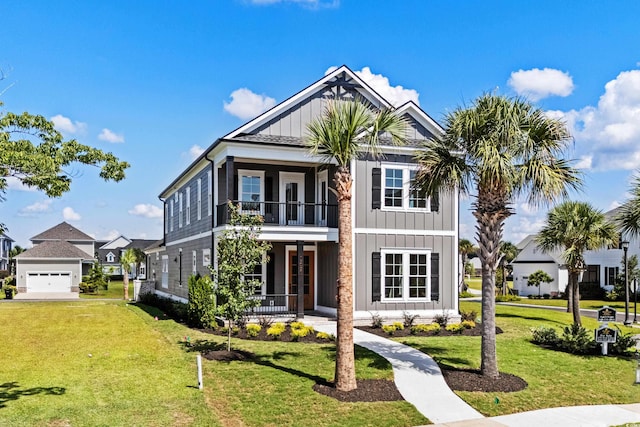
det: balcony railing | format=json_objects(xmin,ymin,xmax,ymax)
[
  {"xmin": 245, "ymin": 294, "xmax": 298, "ymax": 316},
  {"xmin": 216, "ymin": 201, "xmax": 338, "ymax": 227}
]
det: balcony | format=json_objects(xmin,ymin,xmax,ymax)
[{"xmin": 216, "ymin": 201, "xmax": 338, "ymax": 228}]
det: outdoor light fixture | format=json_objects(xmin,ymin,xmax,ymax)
[{"xmin": 623, "ymin": 241, "xmax": 631, "ymax": 326}]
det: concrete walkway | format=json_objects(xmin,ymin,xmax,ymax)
[{"xmin": 311, "ymin": 322, "xmax": 483, "ymax": 424}]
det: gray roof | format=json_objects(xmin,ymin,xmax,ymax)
[
  {"xmin": 125, "ymin": 239, "xmax": 157, "ymax": 251},
  {"xmin": 15, "ymin": 240, "xmax": 92, "ymax": 259},
  {"xmin": 143, "ymin": 239, "xmax": 165, "ymax": 251},
  {"xmin": 31, "ymin": 222, "xmax": 94, "ymax": 242}
]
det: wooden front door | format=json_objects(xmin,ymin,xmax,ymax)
[{"xmin": 288, "ymin": 251, "xmax": 314, "ymax": 310}]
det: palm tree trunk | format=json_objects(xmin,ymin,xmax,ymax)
[
  {"xmin": 334, "ymin": 167, "xmax": 356, "ymax": 392},
  {"xmin": 572, "ymin": 277, "xmax": 581, "ymax": 326},
  {"xmin": 566, "ymin": 272, "xmax": 574, "ymax": 314},
  {"xmin": 123, "ymin": 274, "xmax": 129, "ymax": 300}
]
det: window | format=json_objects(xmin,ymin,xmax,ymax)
[
  {"xmin": 238, "ymin": 170, "xmax": 264, "ymax": 213},
  {"xmin": 207, "ymin": 171, "xmax": 212, "ymax": 216},
  {"xmin": 382, "ymin": 165, "xmax": 428, "ymax": 211},
  {"xmin": 106, "ymin": 252, "xmax": 115, "ymax": 263},
  {"xmin": 381, "ymin": 249, "xmax": 431, "ymax": 301},
  {"xmin": 246, "ymin": 261, "xmax": 266, "ymax": 295},
  {"xmin": 583, "ymin": 265, "xmax": 600, "ymax": 283},
  {"xmin": 186, "ymin": 187, "xmax": 191, "ymax": 225},
  {"xmin": 202, "ymin": 248, "xmax": 211, "ymax": 266},
  {"xmin": 170, "ymin": 199, "xmax": 174, "ymax": 232},
  {"xmin": 178, "ymin": 193, "xmax": 183, "ymax": 228},
  {"xmin": 605, "ymin": 266, "xmax": 619, "ymax": 286},
  {"xmin": 197, "ymin": 178, "xmax": 202, "ymax": 221},
  {"xmin": 192, "ymin": 250, "xmax": 197, "ymax": 274},
  {"xmin": 165, "ymin": 204, "xmax": 169, "ymax": 234}
]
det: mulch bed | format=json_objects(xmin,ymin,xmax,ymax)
[
  {"xmin": 199, "ymin": 322, "xmax": 526, "ymax": 400},
  {"xmin": 357, "ymin": 324, "xmax": 503, "ymax": 338}
]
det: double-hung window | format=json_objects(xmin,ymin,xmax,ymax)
[
  {"xmin": 197, "ymin": 178, "xmax": 202, "ymax": 221},
  {"xmin": 207, "ymin": 171, "xmax": 212, "ymax": 216},
  {"xmin": 382, "ymin": 165, "xmax": 428, "ymax": 211},
  {"xmin": 381, "ymin": 249, "xmax": 430, "ymax": 301},
  {"xmin": 238, "ymin": 170, "xmax": 264, "ymax": 214},
  {"xmin": 178, "ymin": 193, "xmax": 183, "ymax": 228},
  {"xmin": 186, "ymin": 187, "xmax": 191, "ymax": 225},
  {"xmin": 170, "ymin": 198, "xmax": 175, "ymax": 232}
]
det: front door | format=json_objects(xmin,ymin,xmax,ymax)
[
  {"xmin": 288, "ymin": 251, "xmax": 314, "ymax": 310},
  {"xmin": 280, "ymin": 172, "xmax": 305, "ymax": 225}
]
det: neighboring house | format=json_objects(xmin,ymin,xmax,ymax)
[
  {"xmin": 96, "ymin": 236, "xmax": 155, "ymax": 279},
  {"xmin": 0, "ymin": 233, "xmax": 13, "ymax": 271},
  {"xmin": 512, "ymin": 208, "xmax": 633, "ymax": 296},
  {"xmin": 150, "ymin": 66, "xmax": 460, "ymax": 321},
  {"xmin": 14, "ymin": 222, "xmax": 95, "ymax": 294}
]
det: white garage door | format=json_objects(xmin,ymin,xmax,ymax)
[{"xmin": 26, "ymin": 272, "xmax": 72, "ymax": 293}]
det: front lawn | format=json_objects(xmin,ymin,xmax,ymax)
[
  {"xmin": 79, "ymin": 279, "xmax": 131, "ymax": 299},
  {"xmin": 501, "ymin": 297, "xmax": 632, "ymax": 311},
  {"xmin": 0, "ymin": 301, "xmax": 427, "ymax": 427},
  {"xmin": 399, "ymin": 301, "xmax": 639, "ymax": 417}
]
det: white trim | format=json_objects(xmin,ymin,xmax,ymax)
[
  {"xmin": 197, "ymin": 179, "xmax": 202, "ymax": 221},
  {"xmin": 153, "ymin": 288, "xmax": 188, "ymax": 304},
  {"xmin": 212, "ymin": 225, "xmax": 338, "ymax": 242},
  {"xmin": 354, "ymin": 309, "xmax": 459, "ymax": 321},
  {"xmin": 381, "ymin": 163, "xmax": 429, "ymax": 212},
  {"xmin": 316, "ymin": 169, "xmax": 329, "ymax": 226},
  {"xmin": 394, "ymin": 101, "xmax": 445, "ymax": 136},
  {"xmin": 165, "ymin": 231, "xmax": 211, "ymax": 247},
  {"xmin": 186, "ymin": 186, "xmax": 191, "ymax": 225},
  {"xmin": 380, "ymin": 249, "xmax": 432, "ymax": 303},
  {"xmin": 207, "ymin": 170, "xmax": 213, "ymax": 216},
  {"xmin": 351, "ymin": 158, "xmax": 356, "ymax": 311},
  {"xmin": 284, "ymin": 245, "xmax": 317, "ymax": 311},
  {"xmin": 279, "ymin": 172, "xmax": 305, "ymax": 225},
  {"xmin": 202, "ymin": 248, "xmax": 211, "ymax": 266},
  {"xmin": 354, "ymin": 228, "xmax": 456, "ymax": 236},
  {"xmin": 178, "ymin": 193, "xmax": 183, "ymax": 228}
]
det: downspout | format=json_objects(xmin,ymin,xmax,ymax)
[{"xmin": 207, "ymin": 155, "xmax": 216, "ymax": 279}]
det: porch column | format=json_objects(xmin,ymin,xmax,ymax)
[{"xmin": 297, "ymin": 240, "xmax": 304, "ymax": 318}]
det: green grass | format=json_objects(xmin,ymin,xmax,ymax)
[
  {"xmin": 400, "ymin": 301, "xmax": 639, "ymax": 417},
  {"xmin": 79, "ymin": 279, "xmax": 131, "ymax": 299},
  {"xmin": 0, "ymin": 301, "xmax": 427, "ymax": 427},
  {"xmin": 466, "ymin": 278, "xmax": 513, "ymax": 291},
  {"xmin": 502, "ymin": 297, "xmax": 633, "ymax": 311}
]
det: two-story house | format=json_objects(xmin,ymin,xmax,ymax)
[
  {"xmin": 0, "ymin": 233, "xmax": 13, "ymax": 272},
  {"xmin": 96, "ymin": 236, "xmax": 156, "ymax": 279},
  {"xmin": 14, "ymin": 222, "xmax": 95, "ymax": 295},
  {"xmin": 152, "ymin": 66, "xmax": 460, "ymax": 321}
]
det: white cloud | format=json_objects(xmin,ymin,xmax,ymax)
[
  {"xmin": 5, "ymin": 177, "xmax": 37, "ymax": 192},
  {"xmin": 19, "ymin": 199, "xmax": 52, "ymax": 216},
  {"xmin": 63, "ymin": 207, "xmax": 81, "ymax": 221},
  {"xmin": 574, "ymin": 155, "xmax": 593, "ymax": 170},
  {"xmin": 50, "ymin": 114, "xmax": 87, "ymax": 134},
  {"xmin": 554, "ymin": 69, "xmax": 640, "ymax": 171},
  {"xmin": 98, "ymin": 128, "xmax": 125, "ymax": 143},
  {"xmin": 188, "ymin": 145, "xmax": 205, "ymax": 160},
  {"xmin": 508, "ymin": 68, "xmax": 574, "ymax": 101},
  {"xmin": 506, "ymin": 215, "xmax": 547, "ymax": 245},
  {"xmin": 128, "ymin": 203, "xmax": 163, "ymax": 218},
  {"xmin": 326, "ymin": 66, "xmax": 420, "ymax": 107},
  {"xmin": 517, "ymin": 202, "xmax": 539, "ymax": 216},
  {"xmin": 223, "ymin": 88, "xmax": 276, "ymax": 120}
]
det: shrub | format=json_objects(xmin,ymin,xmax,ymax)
[
  {"xmin": 495, "ymin": 294, "xmax": 520, "ymax": 302},
  {"xmin": 79, "ymin": 282, "xmax": 97, "ymax": 294},
  {"xmin": 316, "ymin": 331, "xmax": 335, "ymax": 341},
  {"xmin": 558, "ymin": 324, "xmax": 597, "ymax": 354},
  {"xmin": 530, "ymin": 326, "xmax": 559, "ymax": 346},
  {"xmin": 542, "ymin": 293, "xmax": 550, "ymax": 299},
  {"xmin": 411, "ymin": 323, "xmax": 441, "ymax": 334},
  {"xmin": 445, "ymin": 323, "xmax": 464, "ymax": 334},
  {"xmin": 459, "ymin": 291, "xmax": 475, "ymax": 298},
  {"xmin": 246, "ymin": 324, "xmax": 261, "ymax": 337},
  {"xmin": 392, "ymin": 321, "xmax": 404, "ymax": 330},
  {"xmin": 258, "ymin": 316, "xmax": 274, "ymax": 328},
  {"xmin": 402, "ymin": 311, "xmax": 419, "ymax": 328},
  {"xmin": 289, "ymin": 321, "xmax": 305, "ymax": 330},
  {"xmin": 433, "ymin": 312, "xmax": 449, "ymax": 327},
  {"xmin": 138, "ymin": 292, "xmax": 189, "ymax": 322},
  {"xmin": 187, "ymin": 274, "xmax": 216, "ymax": 328},
  {"xmin": 461, "ymin": 320, "xmax": 476, "ymax": 329},
  {"xmin": 460, "ymin": 309, "xmax": 477, "ymax": 322},
  {"xmin": 267, "ymin": 323, "xmax": 286, "ymax": 339},
  {"xmin": 382, "ymin": 324, "xmax": 397, "ymax": 335},
  {"xmin": 611, "ymin": 331, "xmax": 638, "ymax": 355},
  {"xmin": 369, "ymin": 312, "xmax": 383, "ymax": 328},
  {"xmin": 291, "ymin": 326, "xmax": 314, "ymax": 341}
]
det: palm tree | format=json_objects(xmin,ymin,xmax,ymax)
[
  {"xmin": 120, "ymin": 248, "xmax": 137, "ymax": 300},
  {"xmin": 616, "ymin": 173, "xmax": 640, "ymax": 237},
  {"xmin": 415, "ymin": 94, "xmax": 580, "ymax": 378},
  {"xmin": 498, "ymin": 241, "xmax": 519, "ymax": 295},
  {"xmin": 307, "ymin": 98, "xmax": 407, "ymax": 392},
  {"xmin": 536, "ymin": 201, "xmax": 618, "ymax": 326},
  {"xmin": 459, "ymin": 239, "xmax": 475, "ymax": 292}
]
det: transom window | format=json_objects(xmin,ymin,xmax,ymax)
[
  {"xmin": 381, "ymin": 249, "xmax": 431, "ymax": 301},
  {"xmin": 382, "ymin": 165, "xmax": 428, "ymax": 211}
]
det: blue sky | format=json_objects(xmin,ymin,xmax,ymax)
[{"xmin": 2, "ymin": 0, "xmax": 640, "ymax": 247}]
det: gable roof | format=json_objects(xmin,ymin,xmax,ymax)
[
  {"xmin": 160, "ymin": 65, "xmax": 443, "ymax": 198},
  {"xmin": 125, "ymin": 239, "xmax": 157, "ymax": 251},
  {"xmin": 31, "ymin": 222, "xmax": 94, "ymax": 242},
  {"xmin": 14, "ymin": 240, "xmax": 92, "ymax": 259}
]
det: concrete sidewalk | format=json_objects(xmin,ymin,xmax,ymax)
[{"xmin": 311, "ymin": 322, "xmax": 483, "ymax": 424}]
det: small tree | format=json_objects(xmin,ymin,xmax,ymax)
[
  {"xmin": 87, "ymin": 260, "xmax": 107, "ymax": 290},
  {"xmin": 120, "ymin": 248, "xmax": 137, "ymax": 300},
  {"xmin": 527, "ymin": 270, "xmax": 554, "ymax": 297},
  {"xmin": 187, "ymin": 273, "xmax": 216, "ymax": 328},
  {"xmin": 210, "ymin": 203, "xmax": 271, "ymax": 351}
]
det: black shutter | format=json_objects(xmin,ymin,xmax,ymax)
[
  {"xmin": 266, "ymin": 253, "xmax": 275, "ymax": 294},
  {"xmin": 430, "ymin": 191, "xmax": 439, "ymax": 212},
  {"xmin": 372, "ymin": 252, "xmax": 381, "ymax": 302},
  {"xmin": 430, "ymin": 253, "xmax": 440, "ymax": 301},
  {"xmin": 372, "ymin": 168, "xmax": 381, "ymax": 209}
]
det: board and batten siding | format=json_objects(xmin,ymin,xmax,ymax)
[
  {"xmin": 353, "ymin": 231, "xmax": 456, "ymax": 313},
  {"xmin": 317, "ymin": 241, "xmax": 338, "ymax": 308}
]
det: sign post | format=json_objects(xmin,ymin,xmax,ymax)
[{"xmin": 595, "ymin": 306, "xmax": 618, "ymax": 356}]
